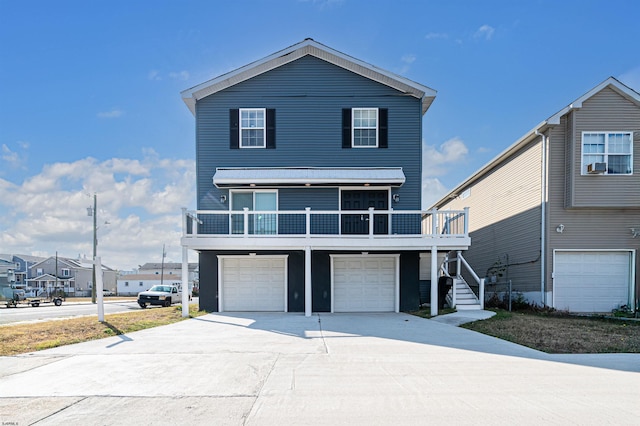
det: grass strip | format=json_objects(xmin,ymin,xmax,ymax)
[{"xmin": 0, "ymin": 304, "xmax": 207, "ymax": 356}]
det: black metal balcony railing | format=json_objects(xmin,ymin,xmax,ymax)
[{"xmin": 183, "ymin": 207, "xmax": 469, "ymax": 239}]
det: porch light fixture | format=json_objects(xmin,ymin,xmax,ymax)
[
  {"xmin": 220, "ymin": 194, "xmax": 227, "ymax": 203},
  {"xmin": 392, "ymin": 194, "xmax": 400, "ymax": 203},
  {"xmin": 631, "ymin": 228, "xmax": 640, "ymax": 238},
  {"xmin": 556, "ymin": 224, "xmax": 565, "ymax": 233}
]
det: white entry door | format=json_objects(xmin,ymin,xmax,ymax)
[
  {"xmin": 332, "ymin": 255, "xmax": 398, "ymax": 312},
  {"xmin": 554, "ymin": 251, "xmax": 632, "ymax": 312},
  {"xmin": 220, "ymin": 256, "xmax": 287, "ymax": 312}
]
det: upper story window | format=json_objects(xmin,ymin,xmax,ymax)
[
  {"xmin": 352, "ymin": 108, "xmax": 378, "ymax": 147},
  {"xmin": 342, "ymin": 108, "xmax": 387, "ymax": 149},
  {"xmin": 36, "ymin": 268, "xmax": 43, "ymax": 276},
  {"xmin": 230, "ymin": 109, "xmax": 276, "ymax": 149},
  {"xmin": 61, "ymin": 268, "xmax": 70, "ymax": 277},
  {"xmin": 582, "ymin": 132, "xmax": 633, "ymax": 175},
  {"xmin": 240, "ymin": 108, "xmax": 266, "ymax": 148}
]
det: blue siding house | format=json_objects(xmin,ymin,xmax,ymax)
[{"xmin": 180, "ymin": 39, "xmax": 473, "ymax": 316}]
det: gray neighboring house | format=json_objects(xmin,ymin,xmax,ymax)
[
  {"xmin": 180, "ymin": 39, "xmax": 475, "ymax": 316},
  {"xmin": 10, "ymin": 254, "xmax": 46, "ymax": 286},
  {"xmin": 432, "ymin": 77, "xmax": 640, "ymax": 313},
  {"xmin": 29, "ymin": 256, "xmax": 117, "ymax": 297}
]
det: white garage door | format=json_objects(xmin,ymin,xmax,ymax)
[
  {"xmin": 220, "ymin": 257, "xmax": 286, "ymax": 312},
  {"xmin": 554, "ymin": 251, "xmax": 632, "ymax": 312},
  {"xmin": 333, "ymin": 256, "xmax": 397, "ymax": 312}
]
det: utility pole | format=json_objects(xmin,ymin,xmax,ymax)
[
  {"xmin": 91, "ymin": 193, "xmax": 97, "ymax": 303},
  {"xmin": 160, "ymin": 244, "xmax": 166, "ymax": 285}
]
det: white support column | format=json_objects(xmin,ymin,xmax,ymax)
[
  {"xmin": 181, "ymin": 245, "xmax": 190, "ymax": 318},
  {"xmin": 95, "ymin": 256, "xmax": 104, "ymax": 322},
  {"xmin": 305, "ymin": 246, "xmax": 312, "ymax": 317},
  {"xmin": 368, "ymin": 207, "xmax": 374, "ymax": 238},
  {"xmin": 430, "ymin": 246, "xmax": 438, "ymax": 317},
  {"xmin": 243, "ymin": 207, "xmax": 249, "ymax": 236}
]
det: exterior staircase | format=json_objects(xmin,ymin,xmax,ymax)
[{"xmin": 446, "ymin": 276, "xmax": 482, "ymax": 310}]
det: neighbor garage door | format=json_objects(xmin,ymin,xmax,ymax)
[
  {"xmin": 220, "ymin": 256, "xmax": 286, "ymax": 312},
  {"xmin": 554, "ymin": 251, "xmax": 632, "ymax": 312},
  {"xmin": 333, "ymin": 256, "xmax": 397, "ymax": 312}
]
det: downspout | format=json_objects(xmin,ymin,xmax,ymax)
[{"xmin": 535, "ymin": 129, "xmax": 547, "ymax": 306}]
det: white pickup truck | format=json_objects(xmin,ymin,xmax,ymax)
[{"xmin": 137, "ymin": 285, "xmax": 182, "ymax": 308}]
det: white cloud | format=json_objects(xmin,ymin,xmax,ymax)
[
  {"xmin": 148, "ymin": 70, "xmax": 162, "ymax": 81},
  {"xmin": 401, "ymin": 54, "xmax": 416, "ymax": 64},
  {"xmin": 1, "ymin": 142, "xmax": 28, "ymax": 171},
  {"xmin": 422, "ymin": 178, "xmax": 449, "ymax": 209},
  {"xmin": 97, "ymin": 109, "xmax": 124, "ymax": 119},
  {"xmin": 425, "ymin": 32, "xmax": 448, "ymax": 40},
  {"xmin": 619, "ymin": 66, "xmax": 640, "ymax": 91},
  {"xmin": 423, "ymin": 137, "xmax": 469, "ymax": 176},
  {"xmin": 474, "ymin": 24, "xmax": 495, "ymax": 40},
  {"xmin": 0, "ymin": 153, "xmax": 196, "ymax": 270},
  {"xmin": 169, "ymin": 70, "xmax": 190, "ymax": 81},
  {"xmin": 422, "ymin": 137, "xmax": 469, "ymax": 208}
]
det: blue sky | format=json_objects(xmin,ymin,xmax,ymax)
[{"xmin": 1, "ymin": 0, "xmax": 639, "ymax": 269}]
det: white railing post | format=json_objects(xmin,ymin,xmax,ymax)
[
  {"xmin": 431, "ymin": 208, "xmax": 438, "ymax": 236},
  {"xmin": 456, "ymin": 251, "xmax": 462, "ymax": 277},
  {"xmin": 480, "ymin": 278, "xmax": 485, "ymax": 309},
  {"xmin": 388, "ymin": 207, "xmax": 393, "ymax": 235},
  {"xmin": 464, "ymin": 207, "xmax": 470, "ymax": 235},
  {"xmin": 305, "ymin": 207, "xmax": 311, "ymax": 237},
  {"xmin": 243, "ymin": 207, "xmax": 249, "ymax": 236},
  {"xmin": 368, "ymin": 207, "xmax": 374, "ymax": 238}
]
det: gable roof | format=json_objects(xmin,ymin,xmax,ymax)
[
  {"xmin": 430, "ymin": 77, "xmax": 640, "ymax": 208},
  {"xmin": 29, "ymin": 256, "xmax": 115, "ymax": 271},
  {"xmin": 181, "ymin": 38, "xmax": 436, "ymax": 116}
]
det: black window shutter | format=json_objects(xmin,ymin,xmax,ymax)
[
  {"xmin": 379, "ymin": 108, "xmax": 388, "ymax": 148},
  {"xmin": 229, "ymin": 109, "xmax": 239, "ymax": 149},
  {"xmin": 342, "ymin": 108, "xmax": 352, "ymax": 148},
  {"xmin": 266, "ymin": 109, "xmax": 276, "ymax": 149}
]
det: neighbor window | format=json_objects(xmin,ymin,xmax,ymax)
[
  {"xmin": 61, "ymin": 268, "xmax": 70, "ymax": 277},
  {"xmin": 36, "ymin": 268, "xmax": 43, "ymax": 275},
  {"xmin": 582, "ymin": 132, "xmax": 633, "ymax": 175},
  {"xmin": 125, "ymin": 282, "xmax": 129, "ymax": 287},
  {"xmin": 139, "ymin": 282, "xmax": 143, "ymax": 286},
  {"xmin": 352, "ymin": 108, "xmax": 378, "ymax": 147},
  {"xmin": 240, "ymin": 108, "xmax": 266, "ymax": 148}
]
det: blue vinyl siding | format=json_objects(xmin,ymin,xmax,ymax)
[{"xmin": 196, "ymin": 55, "xmax": 422, "ymax": 211}]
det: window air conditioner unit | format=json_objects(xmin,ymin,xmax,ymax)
[{"xmin": 587, "ymin": 162, "xmax": 606, "ymax": 174}]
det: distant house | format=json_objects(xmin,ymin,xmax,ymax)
[
  {"xmin": 180, "ymin": 39, "xmax": 474, "ymax": 315},
  {"xmin": 431, "ymin": 77, "xmax": 640, "ymax": 313},
  {"xmin": 10, "ymin": 254, "xmax": 46, "ymax": 286},
  {"xmin": 28, "ymin": 256, "xmax": 117, "ymax": 297},
  {"xmin": 116, "ymin": 274, "xmax": 183, "ymax": 296}
]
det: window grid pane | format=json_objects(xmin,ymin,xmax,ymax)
[
  {"xmin": 353, "ymin": 108, "xmax": 378, "ymax": 147},
  {"xmin": 240, "ymin": 109, "xmax": 266, "ymax": 148},
  {"xmin": 582, "ymin": 132, "xmax": 633, "ymax": 175}
]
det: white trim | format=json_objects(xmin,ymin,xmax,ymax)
[
  {"xmin": 329, "ymin": 253, "xmax": 400, "ymax": 313},
  {"xmin": 213, "ymin": 167, "xmax": 405, "ymax": 187},
  {"xmin": 181, "ymin": 39, "xmax": 436, "ymax": 115},
  {"xmin": 580, "ymin": 131, "xmax": 633, "ymax": 176},
  {"xmin": 552, "ymin": 249, "xmax": 636, "ymax": 310},
  {"xmin": 217, "ymin": 254, "xmax": 289, "ymax": 312},
  {"xmin": 239, "ymin": 108, "xmax": 266, "ymax": 149},
  {"xmin": 352, "ymin": 108, "xmax": 379, "ymax": 148}
]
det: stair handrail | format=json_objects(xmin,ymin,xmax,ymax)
[{"xmin": 455, "ymin": 251, "xmax": 485, "ymax": 309}]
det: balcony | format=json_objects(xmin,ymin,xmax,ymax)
[{"xmin": 182, "ymin": 207, "xmax": 470, "ymax": 251}]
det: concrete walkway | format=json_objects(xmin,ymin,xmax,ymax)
[{"xmin": 1, "ymin": 312, "xmax": 638, "ymax": 425}]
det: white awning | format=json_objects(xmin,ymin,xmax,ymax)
[{"xmin": 213, "ymin": 167, "xmax": 406, "ymax": 187}]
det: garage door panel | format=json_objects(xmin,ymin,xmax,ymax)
[
  {"xmin": 554, "ymin": 251, "xmax": 631, "ymax": 313},
  {"xmin": 333, "ymin": 256, "xmax": 396, "ymax": 313},
  {"xmin": 221, "ymin": 257, "xmax": 286, "ymax": 312}
]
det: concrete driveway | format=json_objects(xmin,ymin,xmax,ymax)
[{"xmin": 1, "ymin": 312, "xmax": 639, "ymax": 425}]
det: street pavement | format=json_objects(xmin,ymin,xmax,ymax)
[{"xmin": 0, "ymin": 312, "xmax": 638, "ymax": 425}]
